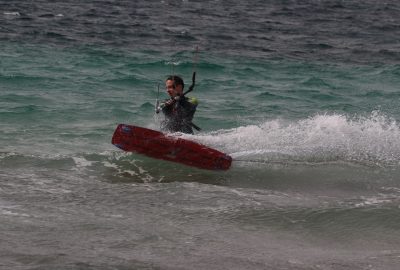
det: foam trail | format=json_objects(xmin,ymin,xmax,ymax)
[{"xmin": 190, "ymin": 112, "xmax": 400, "ymax": 166}]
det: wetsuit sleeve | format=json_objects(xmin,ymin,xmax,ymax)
[{"xmin": 157, "ymin": 99, "xmax": 174, "ymax": 114}]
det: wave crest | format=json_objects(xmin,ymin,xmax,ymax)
[{"xmin": 192, "ymin": 112, "xmax": 400, "ymax": 166}]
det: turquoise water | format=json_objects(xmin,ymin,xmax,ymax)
[
  {"xmin": 2, "ymin": 1, "xmax": 400, "ymax": 269},
  {"xmin": 2, "ymin": 42, "xmax": 400, "ymax": 163}
]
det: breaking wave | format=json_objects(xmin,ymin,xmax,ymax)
[{"xmin": 191, "ymin": 112, "xmax": 400, "ymax": 167}]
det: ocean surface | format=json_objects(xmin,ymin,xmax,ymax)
[{"xmin": 1, "ymin": 0, "xmax": 400, "ymax": 269}]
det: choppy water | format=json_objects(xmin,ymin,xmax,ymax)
[{"xmin": 1, "ymin": 0, "xmax": 400, "ymax": 269}]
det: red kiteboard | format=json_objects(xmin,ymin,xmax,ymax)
[{"xmin": 111, "ymin": 124, "xmax": 232, "ymax": 170}]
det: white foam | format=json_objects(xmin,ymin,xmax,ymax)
[
  {"xmin": 102, "ymin": 161, "xmax": 119, "ymax": 169},
  {"xmin": 190, "ymin": 111, "xmax": 400, "ymax": 166},
  {"xmin": 354, "ymin": 192, "xmax": 400, "ymax": 208},
  {"xmin": 102, "ymin": 158, "xmax": 155, "ymax": 182},
  {"xmin": 1, "ymin": 210, "xmax": 30, "ymax": 217},
  {"xmin": 0, "ymin": 152, "xmax": 17, "ymax": 159},
  {"xmin": 72, "ymin": 157, "xmax": 93, "ymax": 168},
  {"xmin": 4, "ymin": 12, "xmax": 20, "ymax": 16}
]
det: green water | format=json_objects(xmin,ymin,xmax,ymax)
[{"xmin": 2, "ymin": 23, "xmax": 400, "ymax": 270}]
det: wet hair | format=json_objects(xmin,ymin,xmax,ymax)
[{"xmin": 166, "ymin": 75, "xmax": 184, "ymax": 89}]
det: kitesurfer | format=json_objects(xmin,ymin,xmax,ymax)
[{"xmin": 156, "ymin": 75, "xmax": 199, "ymax": 134}]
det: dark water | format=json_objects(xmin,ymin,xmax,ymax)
[
  {"xmin": 3, "ymin": 0, "xmax": 400, "ymax": 63},
  {"xmin": 1, "ymin": 0, "xmax": 400, "ymax": 269}
]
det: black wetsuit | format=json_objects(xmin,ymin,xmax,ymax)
[{"xmin": 160, "ymin": 96, "xmax": 198, "ymax": 134}]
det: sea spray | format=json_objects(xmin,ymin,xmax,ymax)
[{"xmin": 189, "ymin": 111, "xmax": 400, "ymax": 166}]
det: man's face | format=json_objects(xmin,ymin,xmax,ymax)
[{"xmin": 166, "ymin": 79, "xmax": 183, "ymax": 98}]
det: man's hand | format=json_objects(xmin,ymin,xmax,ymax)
[{"xmin": 155, "ymin": 97, "xmax": 180, "ymax": 113}]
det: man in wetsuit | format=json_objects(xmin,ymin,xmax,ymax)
[{"xmin": 156, "ymin": 75, "xmax": 198, "ymax": 134}]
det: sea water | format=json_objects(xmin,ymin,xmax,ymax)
[{"xmin": 1, "ymin": 0, "xmax": 400, "ymax": 269}]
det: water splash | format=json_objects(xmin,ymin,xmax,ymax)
[{"xmin": 191, "ymin": 112, "xmax": 400, "ymax": 167}]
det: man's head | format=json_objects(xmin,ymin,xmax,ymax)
[{"xmin": 166, "ymin": 75, "xmax": 184, "ymax": 98}]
